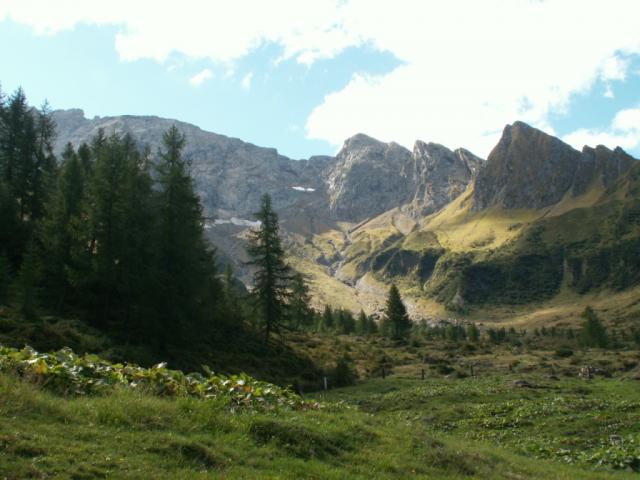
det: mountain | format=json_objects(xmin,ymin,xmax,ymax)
[
  {"xmin": 473, "ymin": 121, "xmax": 635, "ymax": 210},
  {"xmin": 52, "ymin": 110, "xmax": 640, "ymax": 324}
]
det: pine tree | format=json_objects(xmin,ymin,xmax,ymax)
[
  {"xmin": 355, "ymin": 310, "xmax": 368, "ymax": 335},
  {"xmin": 367, "ymin": 315, "xmax": 379, "ymax": 335},
  {"xmin": 0, "ymin": 179, "xmax": 24, "ymax": 269},
  {"xmin": 246, "ymin": 193, "xmax": 291, "ymax": 343},
  {"xmin": 466, "ymin": 323, "xmax": 480, "ymax": 342},
  {"xmin": 39, "ymin": 143, "xmax": 85, "ymax": 309},
  {"xmin": 337, "ymin": 309, "xmax": 355, "ymax": 334},
  {"xmin": 223, "ymin": 263, "xmax": 236, "ymax": 301},
  {"xmin": 0, "ymin": 254, "xmax": 10, "ymax": 305},
  {"xmin": 82, "ymin": 133, "xmax": 133, "ymax": 324},
  {"xmin": 289, "ymin": 272, "xmax": 312, "ymax": 329},
  {"xmin": 322, "ymin": 304, "xmax": 334, "ymax": 331},
  {"xmin": 0, "ymin": 89, "xmax": 55, "ymax": 225},
  {"xmin": 16, "ymin": 242, "xmax": 40, "ymax": 319},
  {"xmin": 382, "ymin": 284, "xmax": 411, "ymax": 340},
  {"xmin": 154, "ymin": 126, "xmax": 214, "ymax": 350},
  {"xmin": 579, "ymin": 306, "xmax": 608, "ymax": 348}
]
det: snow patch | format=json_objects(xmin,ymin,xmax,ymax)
[
  {"xmin": 292, "ymin": 186, "xmax": 315, "ymax": 192},
  {"xmin": 205, "ymin": 217, "xmax": 261, "ymax": 229}
]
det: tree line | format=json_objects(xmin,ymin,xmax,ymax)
[{"xmin": 0, "ymin": 86, "xmax": 244, "ymax": 359}]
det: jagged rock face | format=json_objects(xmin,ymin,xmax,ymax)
[
  {"xmin": 326, "ymin": 134, "xmax": 414, "ymax": 222},
  {"xmin": 473, "ymin": 122, "xmax": 582, "ymax": 210},
  {"xmin": 326, "ymin": 135, "xmax": 483, "ymax": 222},
  {"xmin": 52, "ymin": 109, "xmax": 331, "ymax": 224},
  {"xmin": 407, "ymin": 142, "xmax": 482, "ymax": 217},
  {"xmin": 575, "ymin": 145, "xmax": 636, "ymax": 195},
  {"xmin": 473, "ymin": 121, "xmax": 636, "ymax": 210}
]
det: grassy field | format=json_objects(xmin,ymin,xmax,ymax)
[
  {"xmin": 2, "ymin": 371, "xmax": 638, "ymax": 479},
  {"xmin": 1, "ymin": 333, "xmax": 639, "ymax": 479}
]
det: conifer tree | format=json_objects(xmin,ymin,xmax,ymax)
[
  {"xmin": 337, "ymin": 309, "xmax": 355, "ymax": 334},
  {"xmin": 39, "ymin": 143, "xmax": 85, "ymax": 309},
  {"xmin": 579, "ymin": 306, "xmax": 608, "ymax": 348},
  {"xmin": 154, "ymin": 126, "xmax": 213, "ymax": 349},
  {"xmin": 16, "ymin": 242, "xmax": 40, "ymax": 319},
  {"xmin": 82, "ymin": 133, "xmax": 134, "ymax": 324},
  {"xmin": 355, "ymin": 310, "xmax": 368, "ymax": 335},
  {"xmin": 223, "ymin": 263, "xmax": 236, "ymax": 301},
  {"xmin": 289, "ymin": 272, "xmax": 312, "ymax": 329},
  {"xmin": 0, "ymin": 254, "xmax": 10, "ymax": 305},
  {"xmin": 246, "ymin": 193, "xmax": 291, "ymax": 343},
  {"xmin": 367, "ymin": 315, "xmax": 379, "ymax": 335},
  {"xmin": 466, "ymin": 323, "xmax": 480, "ymax": 342},
  {"xmin": 381, "ymin": 284, "xmax": 411, "ymax": 340},
  {"xmin": 322, "ymin": 304, "xmax": 334, "ymax": 331},
  {"xmin": 0, "ymin": 179, "xmax": 23, "ymax": 269}
]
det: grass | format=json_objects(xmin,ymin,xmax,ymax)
[
  {"xmin": 321, "ymin": 375, "xmax": 640, "ymax": 474},
  {"xmin": 2, "ymin": 370, "xmax": 636, "ymax": 479}
]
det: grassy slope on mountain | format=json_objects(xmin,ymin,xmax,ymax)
[{"xmin": 290, "ymin": 162, "xmax": 640, "ymax": 323}]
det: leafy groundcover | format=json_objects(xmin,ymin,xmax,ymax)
[{"xmin": 0, "ymin": 345, "xmax": 319, "ymax": 412}]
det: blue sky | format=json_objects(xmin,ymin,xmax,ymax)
[{"xmin": 1, "ymin": 1, "xmax": 640, "ymax": 159}]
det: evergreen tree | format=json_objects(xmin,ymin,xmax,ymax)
[
  {"xmin": 0, "ymin": 254, "xmax": 10, "ymax": 305},
  {"xmin": 367, "ymin": 315, "xmax": 379, "ymax": 335},
  {"xmin": 332, "ymin": 354, "xmax": 356, "ymax": 387},
  {"xmin": 579, "ymin": 306, "xmax": 608, "ymax": 348},
  {"xmin": 381, "ymin": 284, "xmax": 411, "ymax": 340},
  {"xmin": 355, "ymin": 310, "xmax": 368, "ymax": 335},
  {"xmin": 466, "ymin": 323, "xmax": 480, "ymax": 342},
  {"xmin": 223, "ymin": 263, "xmax": 236, "ymax": 301},
  {"xmin": 0, "ymin": 88, "xmax": 55, "ymax": 225},
  {"xmin": 246, "ymin": 193, "xmax": 291, "ymax": 343},
  {"xmin": 39, "ymin": 143, "xmax": 85, "ymax": 309},
  {"xmin": 154, "ymin": 126, "xmax": 214, "ymax": 350},
  {"xmin": 31, "ymin": 100, "xmax": 57, "ymax": 221},
  {"xmin": 289, "ymin": 272, "xmax": 313, "ymax": 329},
  {"xmin": 337, "ymin": 309, "xmax": 355, "ymax": 334},
  {"xmin": 322, "ymin": 304, "xmax": 334, "ymax": 331},
  {"xmin": 15, "ymin": 242, "xmax": 40, "ymax": 319},
  {"xmin": 81, "ymin": 133, "xmax": 135, "ymax": 324},
  {"xmin": 0, "ymin": 179, "xmax": 24, "ymax": 269}
]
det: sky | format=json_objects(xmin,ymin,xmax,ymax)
[{"xmin": 1, "ymin": 0, "xmax": 640, "ymax": 160}]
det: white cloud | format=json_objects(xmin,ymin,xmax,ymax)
[
  {"xmin": 189, "ymin": 68, "xmax": 213, "ymax": 86},
  {"xmin": 306, "ymin": 0, "xmax": 640, "ymax": 156},
  {"xmin": 563, "ymin": 107, "xmax": 640, "ymax": 151},
  {"xmin": 3, "ymin": 0, "xmax": 640, "ymax": 155},
  {"xmin": 241, "ymin": 72, "xmax": 253, "ymax": 90}
]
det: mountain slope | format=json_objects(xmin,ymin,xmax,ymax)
[{"xmin": 52, "ymin": 110, "xmax": 640, "ymax": 324}]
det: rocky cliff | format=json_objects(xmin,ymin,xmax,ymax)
[{"xmin": 472, "ymin": 121, "xmax": 635, "ymax": 210}]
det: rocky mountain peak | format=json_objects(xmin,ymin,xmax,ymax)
[
  {"xmin": 327, "ymin": 134, "xmax": 413, "ymax": 222},
  {"xmin": 406, "ymin": 141, "xmax": 482, "ymax": 216},
  {"xmin": 340, "ymin": 133, "xmax": 386, "ymax": 152},
  {"xmin": 473, "ymin": 121, "xmax": 582, "ymax": 210},
  {"xmin": 473, "ymin": 121, "xmax": 637, "ymax": 210}
]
